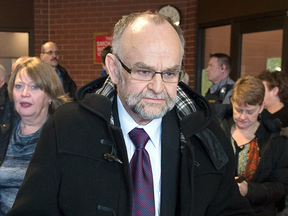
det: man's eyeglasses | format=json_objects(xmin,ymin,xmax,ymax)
[
  {"xmin": 116, "ymin": 56, "xmax": 184, "ymax": 83},
  {"xmin": 42, "ymin": 50, "xmax": 60, "ymax": 55}
]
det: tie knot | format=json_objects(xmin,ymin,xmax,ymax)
[{"xmin": 129, "ymin": 128, "xmax": 150, "ymax": 149}]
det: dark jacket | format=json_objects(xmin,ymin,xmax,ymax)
[
  {"xmin": 57, "ymin": 64, "xmax": 77, "ymax": 100},
  {"xmin": 205, "ymin": 84, "xmax": 233, "ymax": 105},
  {"xmin": 0, "ymin": 83, "xmax": 9, "ymax": 106},
  {"xmin": 8, "ymin": 77, "xmax": 254, "ymax": 216},
  {"xmin": 0, "ymin": 101, "xmax": 14, "ymax": 166},
  {"xmin": 220, "ymin": 107, "xmax": 288, "ymax": 215}
]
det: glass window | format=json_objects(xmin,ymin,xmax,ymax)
[
  {"xmin": 241, "ymin": 30, "xmax": 283, "ymax": 77},
  {"xmin": 0, "ymin": 32, "xmax": 29, "ymax": 73}
]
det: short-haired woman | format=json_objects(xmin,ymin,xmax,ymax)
[{"xmin": 219, "ymin": 76, "xmax": 288, "ymax": 215}]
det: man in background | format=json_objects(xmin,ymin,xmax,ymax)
[
  {"xmin": 40, "ymin": 42, "xmax": 77, "ymax": 99},
  {"xmin": 205, "ymin": 53, "xmax": 234, "ymax": 105},
  {"xmin": 258, "ymin": 70, "xmax": 288, "ymax": 127}
]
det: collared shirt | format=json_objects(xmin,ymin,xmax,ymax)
[
  {"xmin": 117, "ymin": 95, "xmax": 162, "ymax": 216},
  {"xmin": 209, "ymin": 76, "xmax": 234, "ymax": 104}
]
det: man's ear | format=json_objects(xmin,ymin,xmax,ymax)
[
  {"xmin": 106, "ymin": 53, "xmax": 119, "ymax": 84},
  {"xmin": 40, "ymin": 53, "xmax": 44, "ymax": 60},
  {"xmin": 221, "ymin": 64, "xmax": 227, "ymax": 72},
  {"xmin": 272, "ymin": 86, "xmax": 279, "ymax": 97}
]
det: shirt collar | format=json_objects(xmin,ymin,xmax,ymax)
[{"xmin": 117, "ymin": 95, "xmax": 162, "ymax": 148}]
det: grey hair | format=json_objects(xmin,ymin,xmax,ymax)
[{"xmin": 112, "ymin": 11, "xmax": 185, "ymax": 59}]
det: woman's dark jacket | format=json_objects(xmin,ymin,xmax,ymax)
[{"xmin": 220, "ymin": 106, "xmax": 288, "ymax": 215}]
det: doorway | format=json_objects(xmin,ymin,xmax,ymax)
[
  {"xmin": 0, "ymin": 31, "xmax": 32, "ymax": 74},
  {"xmin": 196, "ymin": 12, "xmax": 288, "ymax": 95}
]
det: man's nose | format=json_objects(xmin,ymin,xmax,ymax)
[{"xmin": 147, "ymin": 73, "xmax": 165, "ymax": 94}]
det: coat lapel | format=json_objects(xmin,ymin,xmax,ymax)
[{"xmin": 160, "ymin": 108, "xmax": 181, "ymax": 215}]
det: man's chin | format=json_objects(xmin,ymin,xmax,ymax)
[{"xmin": 134, "ymin": 104, "xmax": 170, "ymax": 120}]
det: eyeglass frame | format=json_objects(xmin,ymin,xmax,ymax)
[
  {"xmin": 115, "ymin": 56, "xmax": 184, "ymax": 83},
  {"xmin": 42, "ymin": 50, "xmax": 60, "ymax": 55}
]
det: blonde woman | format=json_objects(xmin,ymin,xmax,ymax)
[{"xmin": 0, "ymin": 57, "xmax": 71, "ymax": 214}]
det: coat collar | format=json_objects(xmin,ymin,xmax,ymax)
[
  {"xmin": 76, "ymin": 77, "xmax": 213, "ymax": 131},
  {"xmin": 75, "ymin": 77, "xmax": 227, "ymax": 170}
]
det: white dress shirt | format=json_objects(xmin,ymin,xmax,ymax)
[{"xmin": 117, "ymin": 95, "xmax": 162, "ymax": 216}]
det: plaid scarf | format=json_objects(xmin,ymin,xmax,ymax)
[{"xmin": 95, "ymin": 76, "xmax": 198, "ymax": 141}]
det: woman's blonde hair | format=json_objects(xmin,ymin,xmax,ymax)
[
  {"xmin": 232, "ymin": 76, "xmax": 265, "ymax": 106},
  {"xmin": 8, "ymin": 57, "xmax": 71, "ymax": 114}
]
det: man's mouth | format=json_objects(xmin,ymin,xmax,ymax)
[{"xmin": 143, "ymin": 97, "xmax": 165, "ymax": 103}]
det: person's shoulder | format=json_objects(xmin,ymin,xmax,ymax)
[
  {"xmin": 53, "ymin": 101, "xmax": 80, "ymax": 120},
  {"xmin": 57, "ymin": 64, "xmax": 69, "ymax": 75},
  {"xmin": 227, "ymin": 76, "xmax": 235, "ymax": 84}
]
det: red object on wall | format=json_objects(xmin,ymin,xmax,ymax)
[{"xmin": 94, "ymin": 34, "xmax": 112, "ymax": 64}]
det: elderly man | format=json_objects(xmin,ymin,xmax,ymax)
[
  {"xmin": 205, "ymin": 53, "xmax": 234, "ymax": 105},
  {"xmin": 8, "ymin": 11, "xmax": 254, "ymax": 216},
  {"xmin": 40, "ymin": 42, "xmax": 77, "ymax": 99}
]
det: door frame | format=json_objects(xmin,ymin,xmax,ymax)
[{"xmin": 0, "ymin": 28, "xmax": 34, "ymax": 57}]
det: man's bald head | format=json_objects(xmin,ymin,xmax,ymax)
[
  {"xmin": 40, "ymin": 42, "xmax": 59, "ymax": 68},
  {"xmin": 112, "ymin": 11, "xmax": 185, "ymax": 59}
]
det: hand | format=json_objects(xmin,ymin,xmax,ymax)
[{"xmin": 237, "ymin": 181, "xmax": 248, "ymax": 196}]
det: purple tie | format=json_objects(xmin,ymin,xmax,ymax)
[{"xmin": 129, "ymin": 128, "xmax": 155, "ymax": 216}]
